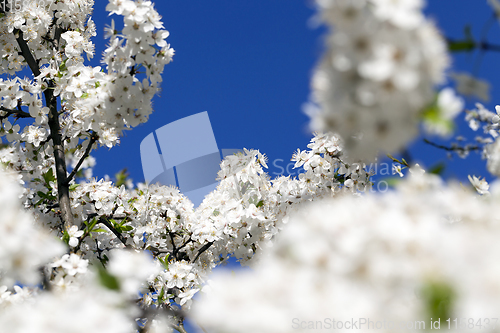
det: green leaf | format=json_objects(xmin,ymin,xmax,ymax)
[
  {"xmin": 158, "ymin": 286, "xmax": 165, "ymax": 303},
  {"xmin": 421, "ymin": 281, "xmax": 455, "ymax": 322},
  {"xmin": 255, "ymin": 200, "xmax": 264, "ymax": 208},
  {"xmin": 34, "ymin": 198, "xmax": 45, "ymax": 207},
  {"xmin": 114, "ymin": 168, "xmax": 130, "ymax": 188},
  {"xmin": 121, "ymin": 225, "xmax": 133, "ymax": 232},
  {"xmin": 429, "ymin": 162, "xmax": 446, "ymax": 175},
  {"xmin": 69, "ymin": 184, "xmax": 79, "ymax": 191},
  {"xmin": 59, "ymin": 59, "xmax": 67, "ymax": 72},
  {"xmin": 421, "ymin": 101, "xmax": 455, "ymax": 135},
  {"xmin": 382, "ymin": 177, "xmax": 401, "ymax": 188},
  {"xmin": 159, "ymin": 253, "xmax": 169, "ymax": 270},
  {"xmin": 447, "ymin": 25, "xmax": 476, "ymax": 53},
  {"xmin": 97, "ymin": 265, "xmax": 120, "ymax": 291},
  {"xmin": 42, "ymin": 168, "xmax": 56, "ymax": 185},
  {"xmin": 62, "ymin": 231, "xmax": 70, "ymax": 245},
  {"xmin": 37, "ymin": 190, "xmax": 56, "ymax": 201},
  {"xmin": 447, "ymin": 40, "xmax": 475, "ymax": 52},
  {"xmin": 91, "ymin": 228, "xmax": 107, "ymax": 233}
]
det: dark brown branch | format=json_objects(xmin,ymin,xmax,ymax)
[
  {"xmin": 65, "ymin": 132, "xmax": 98, "ymax": 185},
  {"xmin": 46, "ymin": 83, "xmax": 74, "ymax": 230},
  {"xmin": 147, "ymin": 246, "xmax": 173, "ymax": 256},
  {"xmin": 176, "ymin": 238, "xmax": 193, "ymax": 253},
  {"xmin": 423, "ymin": 138, "xmax": 480, "ymax": 152},
  {"xmin": 168, "ymin": 231, "xmax": 177, "ymax": 254},
  {"xmin": 75, "ymin": 213, "xmax": 129, "ymax": 251},
  {"xmin": 446, "ymin": 36, "xmax": 500, "ymax": 53},
  {"xmin": 478, "ymin": 41, "xmax": 500, "ymax": 52},
  {"xmin": 0, "ymin": 106, "xmax": 32, "ymax": 119},
  {"xmin": 39, "ymin": 266, "xmax": 52, "ymax": 291},
  {"xmin": 13, "ymin": 29, "xmax": 41, "ymax": 77},
  {"xmin": 192, "ymin": 241, "xmax": 214, "ymax": 263},
  {"xmin": 53, "ymin": 26, "xmax": 64, "ymax": 50},
  {"xmin": 99, "ymin": 217, "xmax": 131, "ymax": 248},
  {"xmin": 87, "ymin": 213, "xmax": 128, "ymax": 220},
  {"xmin": 14, "ymin": 25, "xmax": 74, "ymax": 230},
  {"xmin": 75, "ymin": 215, "xmax": 95, "ymax": 252}
]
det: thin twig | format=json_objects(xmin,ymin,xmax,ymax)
[
  {"xmin": 75, "ymin": 215, "xmax": 98, "ymax": 252},
  {"xmin": 99, "ymin": 217, "xmax": 131, "ymax": 248},
  {"xmin": 65, "ymin": 132, "xmax": 98, "ymax": 185},
  {"xmin": 474, "ymin": 13, "xmax": 497, "ymax": 75},
  {"xmin": 423, "ymin": 138, "xmax": 480, "ymax": 152},
  {"xmin": 176, "ymin": 238, "xmax": 193, "ymax": 253},
  {"xmin": 170, "ymin": 323, "xmax": 188, "ymax": 333},
  {"xmin": 147, "ymin": 246, "xmax": 174, "ymax": 256},
  {"xmin": 192, "ymin": 241, "xmax": 214, "ymax": 263}
]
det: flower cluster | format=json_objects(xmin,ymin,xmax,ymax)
[
  {"xmin": 0, "ymin": 167, "xmax": 65, "ymax": 287},
  {"xmin": 192, "ymin": 166, "xmax": 500, "ymax": 333},
  {"xmin": 6, "ymin": 1, "xmax": 499, "ymax": 333},
  {"xmin": 458, "ymin": 103, "xmax": 500, "ymax": 173},
  {"xmin": 307, "ymin": 0, "xmax": 449, "ymax": 161}
]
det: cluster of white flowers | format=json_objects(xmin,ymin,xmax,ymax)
[
  {"xmin": 457, "ymin": 103, "xmax": 500, "ymax": 173},
  {"xmin": 192, "ymin": 166, "xmax": 500, "ymax": 333},
  {"xmin": 0, "ymin": 288, "xmax": 134, "ymax": 333},
  {"xmin": 34, "ymin": 132, "xmax": 367, "ymax": 314},
  {"xmin": 0, "ymin": 167, "xmax": 65, "ymax": 286},
  {"xmin": 5, "ymin": 0, "xmax": 500, "ymax": 332},
  {"xmin": 307, "ymin": 0, "xmax": 449, "ymax": 161},
  {"xmin": 0, "ymin": 0, "xmax": 174, "ymax": 201}
]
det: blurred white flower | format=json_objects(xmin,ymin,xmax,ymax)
[
  {"xmin": 468, "ymin": 175, "xmax": 489, "ymax": 195},
  {"xmin": 107, "ymin": 249, "xmax": 160, "ymax": 296},
  {"xmin": 451, "ymin": 72, "xmax": 490, "ymax": 102}
]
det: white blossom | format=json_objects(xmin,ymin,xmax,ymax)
[{"xmin": 308, "ymin": 0, "xmax": 449, "ymax": 161}]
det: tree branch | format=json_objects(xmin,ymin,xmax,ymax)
[
  {"xmin": 0, "ymin": 106, "xmax": 32, "ymax": 119},
  {"xmin": 14, "ymin": 25, "xmax": 75, "ymax": 231},
  {"xmin": 13, "ymin": 29, "xmax": 41, "ymax": 77},
  {"xmin": 176, "ymin": 238, "xmax": 193, "ymax": 253},
  {"xmin": 46, "ymin": 82, "xmax": 74, "ymax": 230},
  {"xmin": 423, "ymin": 138, "xmax": 480, "ymax": 153},
  {"xmin": 170, "ymin": 322, "xmax": 188, "ymax": 333},
  {"xmin": 99, "ymin": 217, "xmax": 131, "ymax": 248},
  {"xmin": 147, "ymin": 246, "xmax": 173, "ymax": 256},
  {"xmin": 65, "ymin": 132, "xmax": 98, "ymax": 185},
  {"xmin": 192, "ymin": 241, "xmax": 214, "ymax": 263}
]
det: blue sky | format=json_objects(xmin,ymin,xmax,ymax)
[
  {"xmin": 85, "ymin": 1, "xmax": 500, "ymax": 189},
  {"xmin": 2, "ymin": 2, "xmax": 498, "ymax": 332},
  {"xmin": 65, "ymin": 3, "xmax": 500, "ymax": 332}
]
